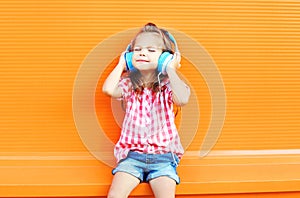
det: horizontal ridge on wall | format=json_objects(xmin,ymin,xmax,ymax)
[{"xmin": 1, "ymin": 0, "xmax": 300, "ymax": 197}]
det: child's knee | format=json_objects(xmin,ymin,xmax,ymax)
[{"xmin": 107, "ymin": 187, "xmax": 130, "ymax": 198}]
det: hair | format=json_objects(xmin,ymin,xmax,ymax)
[{"xmin": 127, "ymin": 23, "xmax": 175, "ymax": 94}]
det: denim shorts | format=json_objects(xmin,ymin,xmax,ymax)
[{"xmin": 112, "ymin": 151, "xmax": 180, "ymax": 184}]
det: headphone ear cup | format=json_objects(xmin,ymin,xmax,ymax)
[
  {"xmin": 124, "ymin": 52, "xmax": 136, "ymax": 71},
  {"xmin": 157, "ymin": 52, "xmax": 173, "ymax": 74}
]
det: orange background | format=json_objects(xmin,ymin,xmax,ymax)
[{"xmin": 0, "ymin": 0, "xmax": 300, "ymax": 197}]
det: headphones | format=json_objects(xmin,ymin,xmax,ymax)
[{"xmin": 124, "ymin": 31, "xmax": 179, "ymax": 74}]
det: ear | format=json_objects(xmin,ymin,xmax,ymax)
[
  {"xmin": 124, "ymin": 52, "xmax": 136, "ymax": 71},
  {"xmin": 157, "ymin": 52, "xmax": 173, "ymax": 74}
]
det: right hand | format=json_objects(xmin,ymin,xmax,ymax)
[{"xmin": 118, "ymin": 51, "xmax": 127, "ymax": 70}]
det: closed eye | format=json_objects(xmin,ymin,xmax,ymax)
[
  {"xmin": 133, "ymin": 47, "xmax": 142, "ymax": 52},
  {"xmin": 132, "ymin": 47, "xmax": 161, "ymax": 53},
  {"xmin": 147, "ymin": 48, "xmax": 157, "ymax": 52}
]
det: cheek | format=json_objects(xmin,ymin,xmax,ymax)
[
  {"xmin": 152, "ymin": 53, "xmax": 162, "ymax": 62},
  {"xmin": 131, "ymin": 53, "xmax": 138, "ymax": 64}
]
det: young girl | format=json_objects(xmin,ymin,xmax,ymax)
[{"xmin": 103, "ymin": 23, "xmax": 190, "ymax": 198}]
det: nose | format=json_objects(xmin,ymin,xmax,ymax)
[{"xmin": 138, "ymin": 48, "xmax": 147, "ymax": 56}]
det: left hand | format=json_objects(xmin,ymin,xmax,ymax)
[{"xmin": 169, "ymin": 52, "xmax": 182, "ymax": 70}]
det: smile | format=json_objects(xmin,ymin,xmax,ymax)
[{"xmin": 136, "ymin": 59, "xmax": 150, "ymax": 62}]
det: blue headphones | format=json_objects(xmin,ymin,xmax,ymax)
[{"xmin": 124, "ymin": 31, "xmax": 179, "ymax": 73}]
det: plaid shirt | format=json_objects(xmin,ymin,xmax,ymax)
[{"xmin": 114, "ymin": 77, "xmax": 185, "ymax": 162}]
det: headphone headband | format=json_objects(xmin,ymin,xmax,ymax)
[
  {"xmin": 126, "ymin": 31, "xmax": 178, "ymax": 52},
  {"xmin": 165, "ymin": 31, "xmax": 179, "ymax": 52}
]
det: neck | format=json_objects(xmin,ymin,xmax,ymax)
[{"xmin": 140, "ymin": 70, "xmax": 156, "ymax": 84}]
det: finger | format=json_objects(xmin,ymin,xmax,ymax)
[{"xmin": 174, "ymin": 52, "xmax": 181, "ymax": 68}]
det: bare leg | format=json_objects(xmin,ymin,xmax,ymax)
[
  {"xmin": 107, "ymin": 172, "xmax": 140, "ymax": 198},
  {"xmin": 149, "ymin": 176, "xmax": 176, "ymax": 198}
]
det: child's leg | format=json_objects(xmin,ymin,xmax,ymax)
[
  {"xmin": 107, "ymin": 172, "xmax": 140, "ymax": 198},
  {"xmin": 149, "ymin": 176, "xmax": 176, "ymax": 198}
]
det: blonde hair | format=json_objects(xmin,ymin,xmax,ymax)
[{"xmin": 130, "ymin": 23, "xmax": 174, "ymax": 54}]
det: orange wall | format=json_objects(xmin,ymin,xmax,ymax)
[{"xmin": 0, "ymin": 0, "xmax": 300, "ymax": 197}]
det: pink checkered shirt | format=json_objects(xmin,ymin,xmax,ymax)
[{"xmin": 114, "ymin": 77, "xmax": 185, "ymax": 162}]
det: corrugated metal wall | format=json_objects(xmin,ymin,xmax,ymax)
[{"xmin": 0, "ymin": 0, "xmax": 300, "ymax": 197}]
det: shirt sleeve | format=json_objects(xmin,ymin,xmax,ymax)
[
  {"xmin": 161, "ymin": 81, "xmax": 174, "ymax": 105},
  {"xmin": 118, "ymin": 77, "xmax": 132, "ymax": 101}
]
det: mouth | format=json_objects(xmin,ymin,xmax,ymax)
[{"xmin": 136, "ymin": 59, "xmax": 150, "ymax": 63}]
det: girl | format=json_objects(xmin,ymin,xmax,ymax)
[{"xmin": 103, "ymin": 23, "xmax": 190, "ymax": 198}]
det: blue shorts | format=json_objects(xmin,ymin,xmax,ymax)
[{"xmin": 112, "ymin": 151, "xmax": 180, "ymax": 184}]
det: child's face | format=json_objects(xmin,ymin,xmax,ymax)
[{"xmin": 132, "ymin": 32, "xmax": 164, "ymax": 72}]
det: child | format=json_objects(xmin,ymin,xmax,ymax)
[{"xmin": 103, "ymin": 23, "xmax": 190, "ymax": 198}]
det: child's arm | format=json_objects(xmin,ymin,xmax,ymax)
[
  {"xmin": 166, "ymin": 53, "xmax": 190, "ymax": 106},
  {"xmin": 102, "ymin": 52, "xmax": 126, "ymax": 98}
]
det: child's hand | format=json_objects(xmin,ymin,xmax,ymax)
[
  {"xmin": 169, "ymin": 52, "xmax": 181, "ymax": 70},
  {"xmin": 118, "ymin": 51, "xmax": 127, "ymax": 70}
]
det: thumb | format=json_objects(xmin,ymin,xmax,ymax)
[{"xmin": 174, "ymin": 52, "xmax": 181, "ymax": 68}]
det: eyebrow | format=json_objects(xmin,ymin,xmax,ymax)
[{"xmin": 134, "ymin": 45, "xmax": 163, "ymax": 49}]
